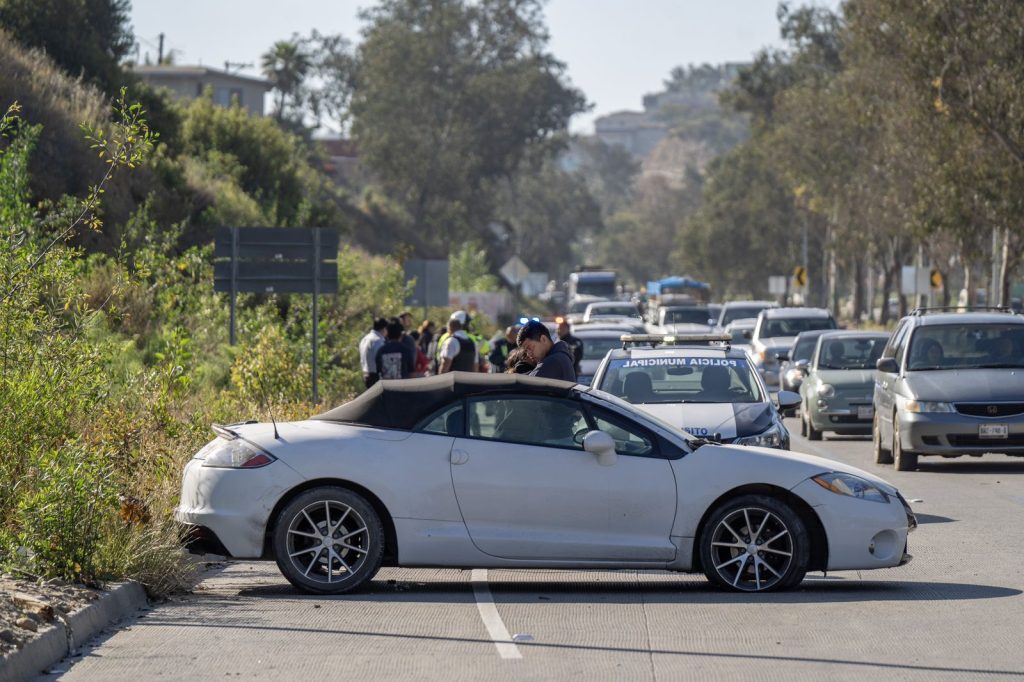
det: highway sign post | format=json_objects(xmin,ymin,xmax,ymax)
[
  {"xmin": 214, "ymin": 227, "xmax": 339, "ymax": 403},
  {"xmin": 404, "ymin": 259, "xmax": 449, "ymax": 319}
]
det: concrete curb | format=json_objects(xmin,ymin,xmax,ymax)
[{"xmin": 0, "ymin": 582, "xmax": 148, "ymax": 682}]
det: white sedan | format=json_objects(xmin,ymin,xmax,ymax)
[{"xmin": 175, "ymin": 373, "xmax": 916, "ymax": 594}]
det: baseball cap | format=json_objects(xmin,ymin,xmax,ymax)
[{"xmin": 449, "ymin": 310, "xmax": 468, "ymax": 324}]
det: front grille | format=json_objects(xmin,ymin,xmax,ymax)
[
  {"xmin": 954, "ymin": 403, "xmax": 1024, "ymax": 418},
  {"xmin": 947, "ymin": 434, "xmax": 1024, "ymax": 447}
]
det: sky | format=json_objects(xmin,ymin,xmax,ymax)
[{"xmin": 130, "ymin": 0, "xmax": 840, "ymax": 134}]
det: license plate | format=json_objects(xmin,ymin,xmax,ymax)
[
  {"xmin": 857, "ymin": 405, "xmax": 874, "ymax": 420},
  {"xmin": 979, "ymin": 423, "xmax": 1009, "ymax": 439}
]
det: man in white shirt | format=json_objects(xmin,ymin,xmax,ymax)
[
  {"xmin": 358, "ymin": 318, "xmax": 388, "ymax": 388},
  {"xmin": 439, "ymin": 311, "xmax": 482, "ymax": 373}
]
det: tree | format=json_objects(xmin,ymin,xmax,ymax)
[
  {"xmin": 0, "ymin": 0, "xmax": 133, "ymax": 92},
  {"xmin": 260, "ymin": 39, "xmax": 312, "ymax": 126},
  {"xmin": 350, "ymin": 0, "xmax": 587, "ymax": 253}
]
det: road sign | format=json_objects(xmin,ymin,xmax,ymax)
[
  {"xmin": 769, "ymin": 276, "xmax": 788, "ymax": 295},
  {"xmin": 500, "ymin": 256, "xmax": 530, "ymax": 287},
  {"xmin": 404, "ymin": 259, "xmax": 449, "ymax": 308},
  {"xmin": 792, "ymin": 266, "xmax": 808, "ymax": 288},
  {"xmin": 930, "ymin": 268, "xmax": 943, "ymax": 289},
  {"xmin": 213, "ymin": 226, "xmax": 338, "ymax": 403},
  {"xmin": 901, "ymin": 266, "xmax": 931, "ymax": 296}
]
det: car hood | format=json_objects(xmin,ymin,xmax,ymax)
[
  {"xmin": 814, "ymin": 368, "xmax": 874, "ymax": 387},
  {"xmin": 691, "ymin": 443, "xmax": 898, "ymax": 495},
  {"xmin": 636, "ymin": 401, "xmax": 775, "ymax": 440},
  {"xmin": 903, "ymin": 369, "xmax": 1024, "ymax": 402}
]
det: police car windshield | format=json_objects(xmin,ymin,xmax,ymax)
[{"xmin": 597, "ymin": 355, "xmax": 764, "ymax": 404}]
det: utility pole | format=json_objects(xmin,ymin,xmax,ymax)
[
  {"xmin": 991, "ymin": 226, "xmax": 1000, "ymax": 307},
  {"xmin": 158, "ymin": 33, "xmax": 165, "ymax": 65}
]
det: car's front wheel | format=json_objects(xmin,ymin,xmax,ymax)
[
  {"xmin": 892, "ymin": 417, "xmax": 918, "ymax": 472},
  {"xmin": 804, "ymin": 406, "xmax": 822, "ymax": 441},
  {"xmin": 873, "ymin": 411, "xmax": 893, "ymax": 464},
  {"xmin": 699, "ymin": 494, "xmax": 810, "ymax": 592},
  {"xmin": 272, "ymin": 487, "xmax": 385, "ymax": 594}
]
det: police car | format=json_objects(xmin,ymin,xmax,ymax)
[{"xmin": 590, "ymin": 335, "xmax": 801, "ymax": 449}]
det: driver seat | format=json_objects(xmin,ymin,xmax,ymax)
[
  {"xmin": 623, "ymin": 372, "xmax": 655, "ymax": 403},
  {"xmin": 699, "ymin": 366, "xmax": 732, "ymax": 402}
]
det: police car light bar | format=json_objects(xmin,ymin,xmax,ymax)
[{"xmin": 619, "ymin": 333, "xmax": 732, "ymax": 349}]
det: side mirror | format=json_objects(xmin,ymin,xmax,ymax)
[
  {"xmin": 583, "ymin": 430, "xmax": 618, "ymax": 467},
  {"xmin": 795, "ymin": 359, "xmax": 809, "ymax": 369},
  {"xmin": 876, "ymin": 357, "xmax": 899, "ymax": 373},
  {"xmin": 776, "ymin": 390, "xmax": 801, "ymax": 410},
  {"xmin": 742, "ymin": 330, "xmax": 752, "ymax": 340},
  {"xmin": 776, "ymin": 351, "xmax": 790, "ymax": 362}
]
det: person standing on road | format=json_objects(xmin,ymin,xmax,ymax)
[
  {"xmin": 517, "ymin": 320, "xmax": 576, "ymax": 382},
  {"xmin": 439, "ymin": 312, "xmax": 483, "ymax": 373},
  {"xmin": 417, "ymin": 320, "xmax": 435, "ymax": 355},
  {"xmin": 358, "ymin": 317, "xmax": 388, "ymax": 388},
  {"xmin": 375, "ymin": 318, "xmax": 415, "ymax": 380},
  {"xmin": 556, "ymin": 318, "xmax": 585, "ymax": 378}
]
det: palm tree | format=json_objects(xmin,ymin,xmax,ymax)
[{"xmin": 261, "ymin": 40, "xmax": 311, "ymax": 121}]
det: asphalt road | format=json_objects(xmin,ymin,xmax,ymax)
[{"xmin": 44, "ymin": 418, "xmax": 1024, "ymax": 681}]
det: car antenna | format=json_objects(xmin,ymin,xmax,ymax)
[{"xmin": 256, "ymin": 373, "xmax": 281, "ymax": 440}]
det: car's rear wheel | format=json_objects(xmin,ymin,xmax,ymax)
[
  {"xmin": 873, "ymin": 411, "xmax": 893, "ymax": 464},
  {"xmin": 892, "ymin": 417, "xmax": 918, "ymax": 471},
  {"xmin": 272, "ymin": 487, "xmax": 385, "ymax": 594},
  {"xmin": 699, "ymin": 495, "xmax": 810, "ymax": 592}
]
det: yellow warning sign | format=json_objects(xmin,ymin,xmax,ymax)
[{"xmin": 793, "ymin": 266, "xmax": 808, "ymax": 288}]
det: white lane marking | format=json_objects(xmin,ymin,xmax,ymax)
[{"xmin": 471, "ymin": 569, "xmax": 522, "ymax": 660}]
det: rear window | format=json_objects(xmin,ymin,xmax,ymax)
[
  {"xmin": 597, "ymin": 356, "xmax": 763, "ymax": 404},
  {"xmin": 662, "ymin": 308, "xmax": 711, "ymax": 325},
  {"xmin": 590, "ymin": 304, "xmax": 638, "ymax": 317},
  {"xmin": 581, "ymin": 336, "xmax": 623, "ymax": 360},
  {"xmin": 721, "ymin": 305, "xmax": 770, "ymax": 326},
  {"xmin": 907, "ymin": 324, "xmax": 1024, "ymax": 370},
  {"xmin": 763, "ymin": 317, "xmax": 836, "ymax": 338}
]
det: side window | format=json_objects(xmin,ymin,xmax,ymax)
[
  {"xmin": 418, "ymin": 403, "xmax": 464, "ymax": 436},
  {"xmin": 882, "ymin": 321, "xmax": 907, "ymax": 359},
  {"xmin": 467, "ymin": 396, "xmax": 588, "ymax": 449},
  {"xmin": 893, "ymin": 325, "xmax": 913, "ymax": 367},
  {"xmin": 587, "ymin": 407, "xmax": 657, "ymax": 457}
]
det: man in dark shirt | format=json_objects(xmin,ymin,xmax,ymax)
[
  {"xmin": 375, "ymin": 319, "xmax": 415, "ymax": 380},
  {"xmin": 556, "ymin": 319, "xmax": 585, "ymax": 377},
  {"xmin": 516, "ymin": 320, "xmax": 577, "ymax": 382}
]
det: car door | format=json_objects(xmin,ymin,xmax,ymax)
[
  {"xmin": 450, "ymin": 394, "xmax": 677, "ymax": 562},
  {"xmin": 875, "ymin": 320, "xmax": 910, "ymax": 440}
]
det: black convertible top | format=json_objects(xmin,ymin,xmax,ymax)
[{"xmin": 312, "ymin": 372, "xmax": 578, "ymax": 430}]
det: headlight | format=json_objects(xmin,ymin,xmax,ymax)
[
  {"xmin": 201, "ymin": 438, "xmax": 276, "ymax": 468},
  {"xmin": 735, "ymin": 424, "xmax": 784, "ymax": 448},
  {"xmin": 817, "ymin": 383, "xmax": 835, "ymax": 397},
  {"xmin": 812, "ymin": 472, "xmax": 889, "ymax": 503},
  {"xmin": 904, "ymin": 400, "xmax": 954, "ymax": 413}
]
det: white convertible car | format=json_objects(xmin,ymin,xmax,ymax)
[{"xmin": 175, "ymin": 373, "xmax": 916, "ymax": 594}]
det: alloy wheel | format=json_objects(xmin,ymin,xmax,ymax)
[
  {"xmin": 706, "ymin": 506, "xmax": 795, "ymax": 592},
  {"xmin": 284, "ymin": 500, "xmax": 372, "ymax": 586}
]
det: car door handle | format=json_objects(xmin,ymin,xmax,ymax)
[{"xmin": 451, "ymin": 449, "xmax": 469, "ymax": 465}]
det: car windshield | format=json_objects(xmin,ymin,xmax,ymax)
[
  {"xmin": 791, "ymin": 335, "xmax": 821, "ymax": 363},
  {"xmin": 721, "ymin": 305, "xmax": 770, "ymax": 326},
  {"xmin": 589, "ymin": 304, "xmax": 637, "ymax": 317},
  {"xmin": 816, "ymin": 336, "xmax": 887, "ymax": 370},
  {"xmin": 597, "ymin": 355, "xmax": 763, "ymax": 404},
  {"xmin": 907, "ymin": 323, "xmax": 1024, "ymax": 370},
  {"xmin": 662, "ymin": 308, "xmax": 711, "ymax": 325},
  {"xmin": 762, "ymin": 317, "xmax": 836, "ymax": 338},
  {"xmin": 580, "ymin": 336, "xmax": 623, "ymax": 360}
]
